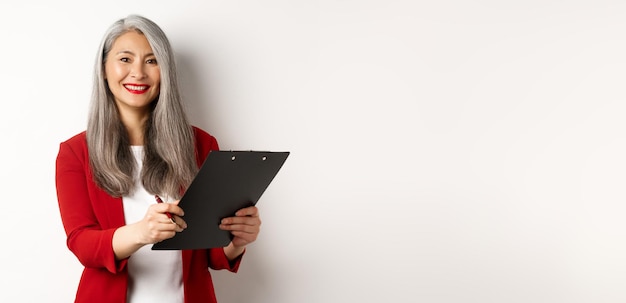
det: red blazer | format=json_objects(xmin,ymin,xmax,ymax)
[{"xmin": 55, "ymin": 127, "xmax": 241, "ymax": 303}]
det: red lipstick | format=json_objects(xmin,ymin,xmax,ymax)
[{"xmin": 124, "ymin": 83, "xmax": 150, "ymax": 94}]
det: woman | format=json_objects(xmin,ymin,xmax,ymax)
[{"xmin": 55, "ymin": 14, "xmax": 261, "ymax": 303}]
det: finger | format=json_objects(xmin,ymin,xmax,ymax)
[
  {"xmin": 221, "ymin": 216, "xmax": 261, "ymax": 226},
  {"xmin": 230, "ymin": 231, "xmax": 259, "ymax": 244},
  {"xmin": 155, "ymin": 221, "xmax": 185, "ymax": 235},
  {"xmin": 151, "ymin": 202, "xmax": 185, "ymax": 217},
  {"xmin": 153, "ymin": 213, "xmax": 176, "ymax": 225},
  {"xmin": 155, "ymin": 215, "xmax": 186, "ymax": 231},
  {"xmin": 235, "ymin": 206, "xmax": 259, "ymax": 217},
  {"xmin": 165, "ymin": 204, "xmax": 185, "ymax": 217},
  {"xmin": 221, "ymin": 222, "xmax": 259, "ymax": 233},
  {"xmin": 172, "ymin": 216, "xmax": 187, "ymax": 229},
  {"xmin": 220, "ymin": 220, "xmax": 261, "ymax": 234},
  {"xmin": 230, "ymin": 231, "xmax": 256, "ymax": 241}
]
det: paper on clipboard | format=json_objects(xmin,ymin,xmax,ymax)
[{"xmin": 152, "ymin": 150, "xmax": 289, "ymax": 250}]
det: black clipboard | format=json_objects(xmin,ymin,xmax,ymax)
[{"xmin": 152, "ymin": 150, "xmax": 289, "ymax": 250}]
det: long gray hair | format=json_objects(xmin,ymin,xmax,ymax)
[{"xmin": 87, "ymin": 14, "xmax": 197, "ymax": 199}]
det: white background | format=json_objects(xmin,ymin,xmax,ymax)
[{"xmin": 1, "ymin": 1, "xmax": 625, "ymax": 302}]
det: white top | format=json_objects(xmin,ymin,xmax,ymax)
[{"xmin": 123, "ymin": 146, "xmax": 184, "ymax": 303}]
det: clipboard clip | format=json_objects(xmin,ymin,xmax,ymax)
[{"xmin": 229, "ymin": 151, "xmax": 269, "ymax": 161}]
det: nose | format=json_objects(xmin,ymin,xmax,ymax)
[{"xmin": 130, "ymin": 61, "xmax": 147, "ymax": 79}]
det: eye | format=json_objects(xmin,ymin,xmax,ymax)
[
  {"xmin": 147, "ymin": 58, "xmax": 158, "ymax": 64},
  {"xmin": 120, "ymin": 57, "xmax": 130, "ymax": 63}
]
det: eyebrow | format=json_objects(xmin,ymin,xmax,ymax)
[{"xmin": 115, "ymin": 50, "xmax": 155, "ymax": 57}]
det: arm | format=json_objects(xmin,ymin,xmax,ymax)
[
  {"xmin": 223, "ymin": 242, "xmax": 246, "ymax": 261},
  {"xmin": 55, "ymin": 141, "xmax": 124, "ymax": 273}
]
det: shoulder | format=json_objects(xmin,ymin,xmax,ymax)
[
  {"xmin": 58, "ymin": 131, "xmax": 88, "ymax": 157},
  {"xmin": 192, "ymin": 126, "xmax": 217, "ymax": 149},
  {"xmin": 56, "ymin": 131, "xmax": 88, "ymax": 167},
  {"xmin": 61, "ymin": 131, "xmax": 87, "ymax": 147},
  {"xmin": 192, "ymin": 126, "xmax": 219, "ymax": 163}
]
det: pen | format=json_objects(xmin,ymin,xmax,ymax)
[{"xmin": 154, "ymin": 195, "xmax": 177, "ymax": 224}]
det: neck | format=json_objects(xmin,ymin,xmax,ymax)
[{"xmin": 119, "ymin": 109, "xmax": 150, "ymax": 146}]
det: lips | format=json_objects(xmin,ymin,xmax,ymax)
[{"xmin": 124, "ymin": 84, "xmax": 150, "ymax": 94}]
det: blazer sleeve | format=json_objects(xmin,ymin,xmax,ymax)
[
  {"xmin": 208, "ymin": 247, "xmax": 243, "ymax": 272},
  {"xmin": 55, "ymin": 139, "xmax": 127, "ymax": 274}
]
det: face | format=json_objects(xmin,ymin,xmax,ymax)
[{"xmin": 104, "ymin": 31, "xmax": 161, "ymax": 115}]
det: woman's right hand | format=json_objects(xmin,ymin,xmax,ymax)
[
  {"xmin": 136, "ymin": 201, "xmax": 187, "ymax": 244},
  {"xmin": 112, "ymin": 201, "xmax": 187, "ymax": 260}
]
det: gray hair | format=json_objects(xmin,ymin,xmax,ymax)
[{"xmin": 87, "ymin": 14, "xmax": 197, "ymax": 198}]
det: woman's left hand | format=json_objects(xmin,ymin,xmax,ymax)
[{"xmin": 219, "ymin": 206, "xmax": 261, "ymax": 248}]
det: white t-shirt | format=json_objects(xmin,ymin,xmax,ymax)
[{"xmin": 123, "ymin": 146, "xmax": 184, "ymax": 303}]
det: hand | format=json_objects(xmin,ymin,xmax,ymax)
[
  {"xmin": 219, "ymin": 206, "xmax": 261, "ymax": 248},
  {"xmin": 112, "ymin": 200, "xmax": 188, "ymax": 260},
  {"xmin": 137, "ymin": 200, "xmax": 187, "ymax": 244}
]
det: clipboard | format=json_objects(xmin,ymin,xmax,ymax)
[{"xmin": 152, "ymin": 150, "xmax": 290, "ymax": 250}]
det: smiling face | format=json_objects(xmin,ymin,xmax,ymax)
[{"xmin": 104, "ymin": 30, "xmax": 161, "ymax": 116}]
